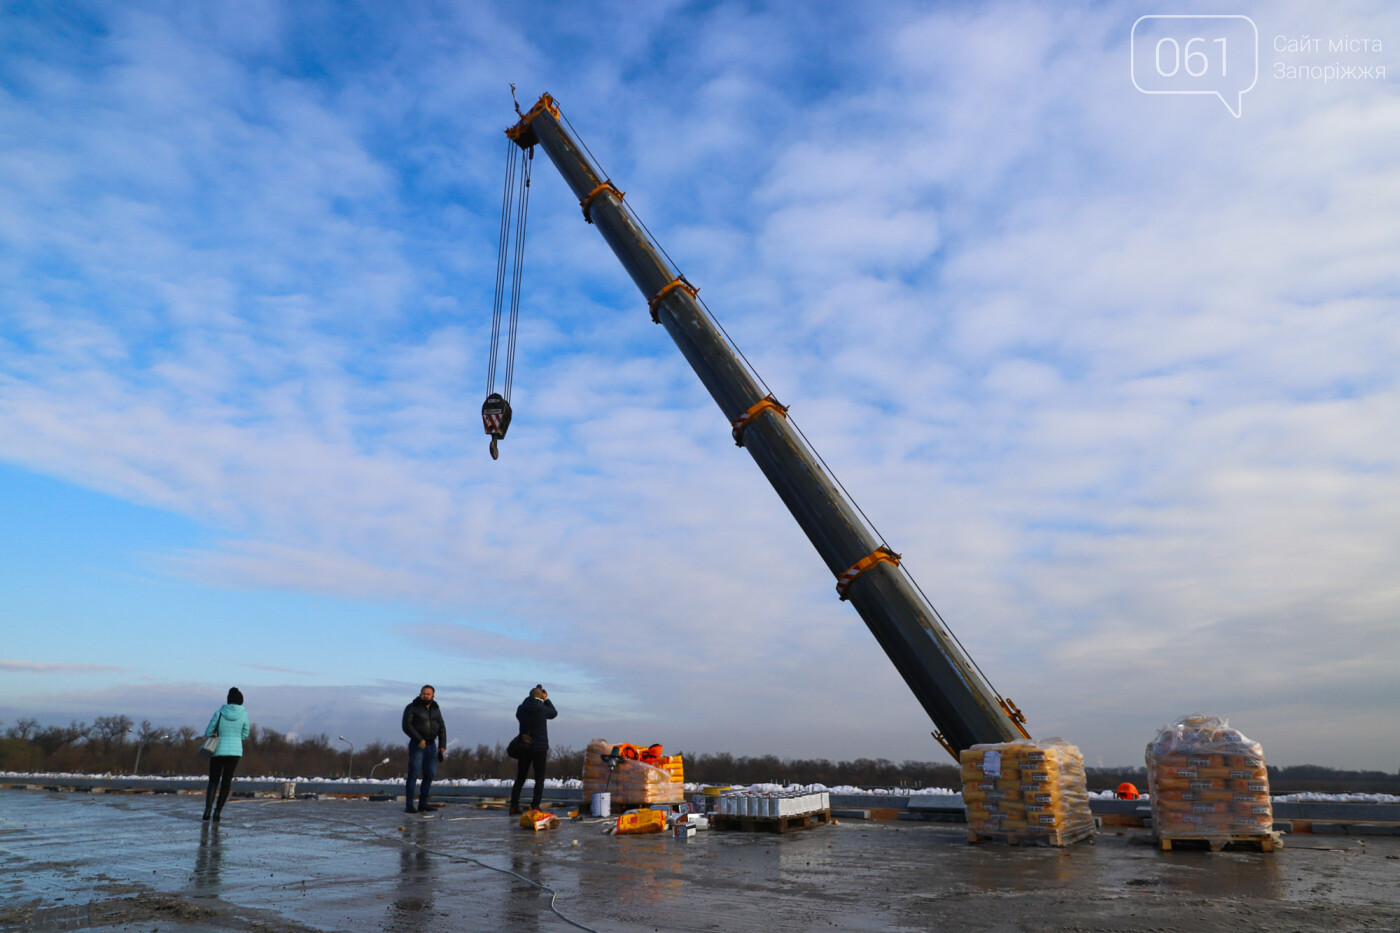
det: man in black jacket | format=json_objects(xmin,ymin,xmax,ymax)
[
  {"xmin": 402, "ymin": 685, "xmax": 446, "ymax": 814},
  {"xmin": 509, "ymin": 684, "xmax": 557, "ymax": 815}
]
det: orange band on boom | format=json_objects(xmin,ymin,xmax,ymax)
[
  {"xmin": 580, "ymin": 182, "xmax": 624, "ymax": 223},
  {"xmin": 835, "ymin": 546, "xmax": 901, "ymax": 600},
  {"xmin": 731, "ymin": 395, "xmax": 788, "ymax": 447},
  {"xmin": 647, "ymin": 278, "xmax": 698, "ymax": 323}
]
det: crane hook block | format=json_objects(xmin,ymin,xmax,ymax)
[{"xmin": 482, "ymin": 393, "xmax": 513, "ymax": 459}]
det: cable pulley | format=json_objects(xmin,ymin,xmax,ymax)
[{"xmin": 483, "ymin": 125, "xmax": 532, "ymax": 460}]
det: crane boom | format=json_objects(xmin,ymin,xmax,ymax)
[{"xmin": 507, "ymin": 94, "xmax": 1026, "ymax": 755}]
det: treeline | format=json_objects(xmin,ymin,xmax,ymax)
[
  {"xmin": 0, "ymin": 717, "xmax": 575, "ymax": 781},
  {"xmin": 2, "ymin": 719, "xmax": 1396, "ymax": 793},
  {"xmin": 1076, "ymin": 766, "xmax": 1400, "ymax": 796}
]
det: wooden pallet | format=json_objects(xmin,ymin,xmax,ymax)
[
  {"xmin": 967, "ymin": 824, "xmax": 1096, "ymax": 847},
  {"xmin": 712, "ymin": 809, "xmax": 832, "ymax": 834},
  {"xmin": 1158, "ymin": 832, "xmax": 1281, "ymax": 852}
]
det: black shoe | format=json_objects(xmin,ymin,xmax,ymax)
[
  {"xmin": 404, "ymin": 804, "xmax": 417, "ymax": 813},
  {"xmin": 509, "ymin": 806, "xmax": 522, "ymax": 815},
  {"xmin": 211, "ymin": 811, "xmax": 221, "ymax": 822},
  {"xmin": 202, "ymin": 810, "xmax": 211, "ymax": 821}
]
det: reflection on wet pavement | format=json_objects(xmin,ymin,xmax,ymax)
[
  {"xmin": 389, "ymin": 819, "xmax": 436, "ymax": 931},
  {"xmin": 191, "ymin": 822, "xmax": 223, "ymax": 896}
]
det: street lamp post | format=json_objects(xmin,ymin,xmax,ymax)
[
  {"xmin": 133, "ymin": 733, "xmax": 169, "ymax": 775},
  {"xmin": 337, "ymin": 736, "xmax": 355, "ymax": 778},
  {"xmin": 369, "ymin": 756, "xmax": 391, "ymax": 779}
]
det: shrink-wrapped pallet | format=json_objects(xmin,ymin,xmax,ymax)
[
  {"xmin": 1146, "ymin": 714, "xmax": 1271, "ymax": 840},
  {"xmin": 960, "ymin": 738, "xmax": 1095, "ymax": 845},
  {"xmin": 581, "ymin": 738, "xmax": 684, "ymax": 806}
]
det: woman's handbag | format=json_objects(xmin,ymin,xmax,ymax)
[
  {"xmin": 197, "ymin": 715, "xmax": 222, "ymax": 759},
  {"xmin": 506, "ymin": 734, "xmax": 531, "ymax": 760}
]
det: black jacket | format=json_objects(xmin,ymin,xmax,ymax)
[
  {"xmin": 515, "ymin": 696, "xmax": 557, "ymax": 750},
  {"xmin": 402, "ymin": 697, "xmax": 446, "ymax": 746}
]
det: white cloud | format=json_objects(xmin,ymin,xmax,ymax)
[
  {"xmin": 0, "ymin": 661, "xmax": 127, "ymax": 674},
  {"xmin": 1, "ymin": 1, "xmax": 1397, "ymax": 768}
]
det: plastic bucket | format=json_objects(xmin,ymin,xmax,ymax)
[{"xmin": 592, "ymin": 792, "xmax": 611, "ymax": 817}]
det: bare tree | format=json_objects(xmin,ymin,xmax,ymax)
[
  {"xmin": 33, "ymin": 721, "xmax": 90, "ymax": 757},
  {"xmin": 92, "ymin": 715, "xmax": 134, "ymax": 753},
  {"xmin": 5, "ymin": 718, "xmax": 38, "ymax": 740},
  {"xmin": 134, "ymin": 720, "xmax": 164, "ymax": 744}
]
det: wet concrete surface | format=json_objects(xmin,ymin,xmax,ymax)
[{"xmin": 2, "ymin": 790, "xmax": 1398, "ymax": 932}]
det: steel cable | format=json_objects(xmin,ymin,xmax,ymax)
[
  {"xmin": 487, "ymin": 140, "xmax": 519, "ymax": 396},
  {"xmin": 503, "ymin": 148, "xmax": 532, "ymax": 401}
]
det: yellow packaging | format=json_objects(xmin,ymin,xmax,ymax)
[
  {"xmin": 520, "ymin": 809, "xmax": 558, "ymax": 831},
  {"xmin": 961, "ymin": 738, "xmax": 1095, "ymax": 846},
  {"xmin": 615, "ymin": 809, "xmax": 667, "ymax": 834}
]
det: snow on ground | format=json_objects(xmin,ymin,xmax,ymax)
[{"xmin": 4, "ymin": 772, "xmax": 1398, "ymax": 803}]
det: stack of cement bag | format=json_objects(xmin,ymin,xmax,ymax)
[
  {"xmin": 581, "ymin": 738, "xmax": 685, "ymax": 806},
  {"xmin": 960, "ymin": 738, "xmax": 1096, "ymax": 845},
  {"xmin": 1146, "ymin": 714, "xmax": 1272, "ymax": 840}
]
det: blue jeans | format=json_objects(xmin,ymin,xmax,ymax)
[{"xmin": 406, "ymin": 742, "xmax": 438, "ymax": 807}]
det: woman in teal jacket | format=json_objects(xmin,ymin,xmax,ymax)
[{"xmin": 203, "ymin": 687, "xmax": 251, "ymax": 821}]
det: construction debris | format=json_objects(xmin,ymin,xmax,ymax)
[{"xmin": 519, "ymin": 808, "xmax": 558, "ymax": 831}]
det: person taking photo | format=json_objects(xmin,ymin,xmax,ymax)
[{"xmin": 509, "ymin": 684, "xmax": 557, "ymax": 815}]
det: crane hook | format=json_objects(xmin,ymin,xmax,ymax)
[{"xmin": 482, "ymin": 392, "xmax": 512, "ymax": 461}]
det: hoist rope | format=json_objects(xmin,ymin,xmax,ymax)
[
  {"xmin": 504, "ymin": 147, "xmax": 532, "ymax": 400},
  {"xmin": 487, "ymin": 140, "xmax": 531, "ymax": 401},
  {"xmin": 487, "ymin": 139, "xmax": 517, "ymax": 397}
]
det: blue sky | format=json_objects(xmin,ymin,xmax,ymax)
[{"xmin": 2, "ymin": 1, "xmax": 1397, "ymax": 769}]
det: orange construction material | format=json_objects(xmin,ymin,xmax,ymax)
[
  {"xmin": 1146, "ymin": 713, "xmax": 1273, "ymax": 845},
  {"xmin": 652, "ymin": 754, "xmax": 685, "ymax": 783},
  {"xmin": 581, "ymin": 739, "xmax": 685, "ymax": 806},
  {"xmin": 1117, "ymin": 782, "xmax": 1140, "ymax": 800}
]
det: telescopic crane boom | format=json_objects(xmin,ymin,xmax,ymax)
[{"xmin": 506, "ymin": 94, "xmax": 1028, "ymax": 756}]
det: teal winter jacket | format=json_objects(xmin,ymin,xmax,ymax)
[{"xmin": 205, "ymin": 704, "xmax": 251, "ymax": 757}]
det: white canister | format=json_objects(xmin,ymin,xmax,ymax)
[{"xmin": 592, "ymin": 792, "xmax": 611, "ymax": 818}]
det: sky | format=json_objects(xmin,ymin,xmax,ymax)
[{"xmin": 1, "ymin": 0, "xmax": 1397, "ymax": 771}]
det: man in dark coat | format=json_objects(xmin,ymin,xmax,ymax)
[
  {"xmin": 509, "ymin": 684, "xmax": 557, "ymax": 814},
  {"xmin": 402, "ymin": 685, "xmax": 447, "ymax": 813}
]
